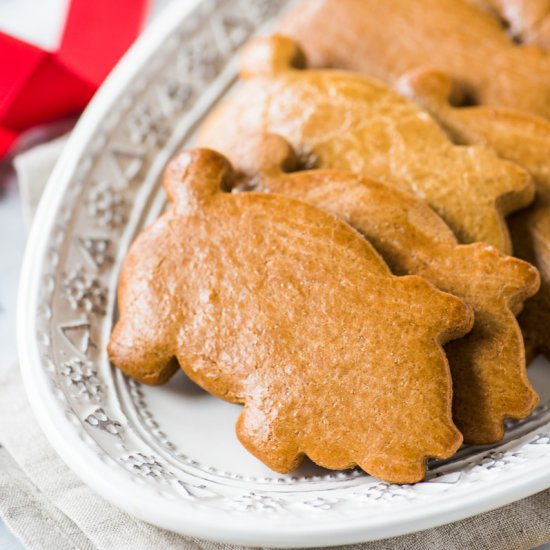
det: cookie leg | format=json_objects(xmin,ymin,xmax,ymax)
[
  {"xmin": 107, "ymin": 321, "xmax": 178, "ymax": 385},
  {"xmin": 235, "ymin": 406, "xmax": 304, "ymax": 473},
  {"xmin": 447, "ymin": 316, "xmax": 538, "ymax": 445},
  {"xmin": 359, "ymin": 455, "xmax": 428, "ymax": 485}
]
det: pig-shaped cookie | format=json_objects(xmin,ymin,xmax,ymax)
[
  {"xmin": 241, "ymin": 134, "xmax": 539, "ymax": 444},
  {"xmin": 279, "ymin": 0, "xmax": 550, "ymax": 118},
  {"xmin": 198, "ymin": 36, "xmax": 533, "ymax": 254},
  {"xmin": 108, "ymin": 149, "xmax": 473, "ymax": 483},
  {"xmin": 480, "ymin": 0, "xmax": 550, "ymax": 50},
  {"xmin": 278, "ymin": 0, "xmax": 550, "ymax": 359},
  {"xmin": 397, "ymin": 69, "xmax": 550, "ymax": 360}
]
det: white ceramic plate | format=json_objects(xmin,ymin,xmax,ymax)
[{"xmin": 17, "ymin": 0, "xmax": 550, "ymax": 546}]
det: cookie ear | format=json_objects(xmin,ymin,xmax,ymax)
[
  {"xmin": 240, "ymin": 35, "xmax": 307, "ymax": 79},
  {"xmin": 230, "ymin": 133, "xmax": 298, "ymax": 190},
  {"xmin": 396, "ymin": 67, "xmax": 469, "ymax": 110},
  {"xmin": 163, "ymin": 149, "xmax": 235, "ymax": 213}
]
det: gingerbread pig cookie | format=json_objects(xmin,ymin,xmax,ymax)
[
  {"xmin": 278, "ymin": 0, "xmax": 550, "ymax": 118},
  {"xmin": 198, "ymin": 36, "xmax": 533, "ymax": 254},
  {"xmin": 243, "ymin": 135, "xmax": 539, "ymax": 444},
  {"xmin": 510, "ymin": 195, "xmax": 550, "ymax": 360},
  {"xmin": 396, "ymin": 68, "xmax": 550, "ymax": 361},
  {"xmin": 108, "ymin": 148, "xmax": 473, "ymax": 483},
  {"xmin": 481, "ymin": 0, "xmax": 550, "ymax": 50}
]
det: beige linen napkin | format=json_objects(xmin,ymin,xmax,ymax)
[{"xmin": 2, "ymin": 140, "xmax": 550, "ymax": 550}]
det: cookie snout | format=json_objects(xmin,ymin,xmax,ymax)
[
  {"xmin": 163, "ymin": 149, "xmax": 235, "ymax": 212},
  {"xmin": 436, "ymin": 290, "xmax": 474, "ymax": 343},
  {"xmin": 412, "ymin": 277, "xmax": 474, "ymax": 342}
]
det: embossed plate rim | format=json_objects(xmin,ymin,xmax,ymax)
[{"xmin": 17, "ymin": 0, "xmax": 550, "ymax": 546}]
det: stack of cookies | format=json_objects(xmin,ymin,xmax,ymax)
[{"xmin": 108, "ymin": 0, "xmax": 550, "ymax": 484}]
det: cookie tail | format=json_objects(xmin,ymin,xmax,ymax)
[{"xmin": 163, "ymin": 149, "xmax": 235, "ymax": 213}]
